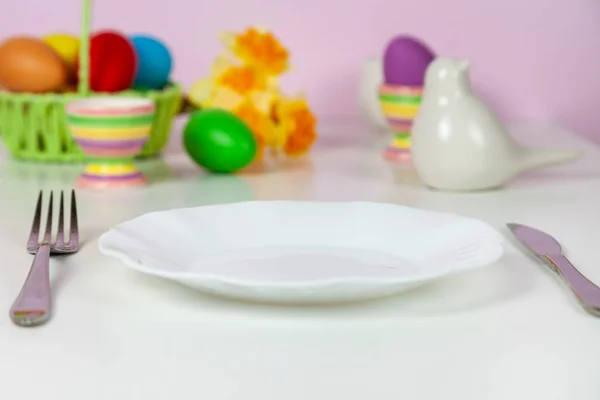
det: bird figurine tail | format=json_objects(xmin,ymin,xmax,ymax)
[{"xmin": 517, "ymin": 147, "xmax": 582, "ymax": 172}]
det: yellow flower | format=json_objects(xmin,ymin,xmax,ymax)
[
  {"xmin": 210, "ymin": 52, "xmax": 236, "ymax": 76},
  {"xmin": 188, "ymin": 53, "xmax": 275, "ymax": 109},
  {"xmin": 187, "ymin": 78, "xmax": 213, "ymax": 109},
  {"xmin": 273, "ymin": 96, "xmax": 318, "ymax": 156},
  {"xmin": 221, "ymin": 27, "xmax": 289, "ymax": 76},
  {"xmin": 187, "ymin": 26, "xmax": 318, "ymax": 159},
  {"xmin": 232, "ymin": 99, "xmax": 274, "ymax": 158},
  {"xmin": 216, "ymin": 65, "xmax": 267, "ymax": 96},
  {"xmin": 249, "ymin": 90, "xmax": 278, "ymax": 115},
  {"xmin": 209, "ymin": 86, "xmax": 245, "ymax": 110}
]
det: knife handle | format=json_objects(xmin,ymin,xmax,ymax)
[{"xmin": 544, "ymin": 255, "xmax": 600, "ymax": 316}]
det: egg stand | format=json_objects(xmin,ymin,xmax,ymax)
[
  {"xmin": 66, "ymin": 97, "xmax": 156, "ymax": 189},
  {"xmin": 0, "ymin": 0, "xmax": 182, "ymax": 163},
  {"xmin": 62, "ymin": 0, "xmax": 155, "ymax": 188},
  {"xmin": 378, "ymin": 83, "xmax": 422, "ymax": 162}
]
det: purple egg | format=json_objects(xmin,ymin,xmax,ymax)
[{"xmin": 383, "ymin": 35, "xmax": 436, "ymax": 86}]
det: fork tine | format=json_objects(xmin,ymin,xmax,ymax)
[
  {"xmin": 42, "ymin": 191, "xmax": 53, "ymax": 244},
  {"xmin": 26, "ymin": 191, "xmax": 43, "ymax": 250},
  {"xmin": 55, "ymin": 191, "xmax": 65, "ymax": 247},
  {"xmin": 68, "ymin": 190, "xmax": 79, "ymax": 248}
]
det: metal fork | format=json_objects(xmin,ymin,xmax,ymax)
[{"xmin": 10, "ymin": 190, "xmax": 79, "ymax": 327}]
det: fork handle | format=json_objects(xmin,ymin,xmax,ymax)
[
  {"xmin": 9, "ymin": 244, "xmax": 52, "ymax": 326},
  {"xmin": 544, "ymin": 255, "xmax": 600, "ymax": 317}
]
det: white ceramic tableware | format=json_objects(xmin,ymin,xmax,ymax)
[
  {"xmin": 411, "ymin": 57, "xmax": 582, "ymax": 191},
  {"xmin": 98, "ymin": 201, "xmax": 504, "ymax": 304}
]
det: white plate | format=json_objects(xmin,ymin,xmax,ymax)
[{"xmin": 98, "ymin": 201, "xmax": 504, "ymax": 303}]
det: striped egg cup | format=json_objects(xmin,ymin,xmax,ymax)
[
  {"xmin": 66, "ymin": 97, "xmax": 156, "ymax": 189},
  {"xmin": 378, "ymin": 83, "xmax": 422, "ymax": 162}
]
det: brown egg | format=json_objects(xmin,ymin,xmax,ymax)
[{"xmin": 0, "ymin": 36, "xmax": 69, "ymax": 93}]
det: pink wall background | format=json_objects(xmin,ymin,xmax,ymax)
[{"xmin": 2, "ymin": 0, "xmax": 600, "ymax": 139}]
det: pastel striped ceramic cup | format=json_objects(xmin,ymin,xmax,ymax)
[
  {"xmin": 378, "ymin": 83, "xmax": 422, "ymax": 161},
  {"xmin": 66, "ymin": 97, "xmax": 156, "ymax": 189}
]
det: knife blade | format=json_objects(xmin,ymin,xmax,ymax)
[{"xmin": 507, "ymin": 223, "xmax": 600, "ymax": 317}]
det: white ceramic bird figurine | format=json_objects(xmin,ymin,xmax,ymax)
[{"xmin": 411, "ymin": 57, "xmax": 582, "ymax": 191}]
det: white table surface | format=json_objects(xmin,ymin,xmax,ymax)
[{"xmin": 0, "ymin": 121, "xmax": 599, "ymax": 400}]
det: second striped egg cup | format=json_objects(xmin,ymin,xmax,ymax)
[
  {"xmin": 66, "ymin": 97, "xmax": 156, "ymax": 189},
  {"xmin": 378, "ymin": 83, "xmax": 422, "ymax": 162}
]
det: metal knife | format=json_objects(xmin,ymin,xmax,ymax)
[{"xmin": 507, "ymin": 223, "xmax": 600, "ymax": 317}]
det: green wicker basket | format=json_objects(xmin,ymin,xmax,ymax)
[{"xmin": 0, "ymin": 0, "xmax": 182, "ymax": 162}]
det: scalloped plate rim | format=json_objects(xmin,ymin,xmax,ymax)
[{"xmin": 97, "ymin": 201, "xmax": 505, "ymax": 301}]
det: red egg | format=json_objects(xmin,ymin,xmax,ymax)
[{"xmin": 85, "ymin": 30, "xmax": 137, "ymax": 92}]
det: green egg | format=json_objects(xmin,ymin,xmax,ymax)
[{"xmin": 183, "ymin": 108, "xmax": 258, "ymax": 173}]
